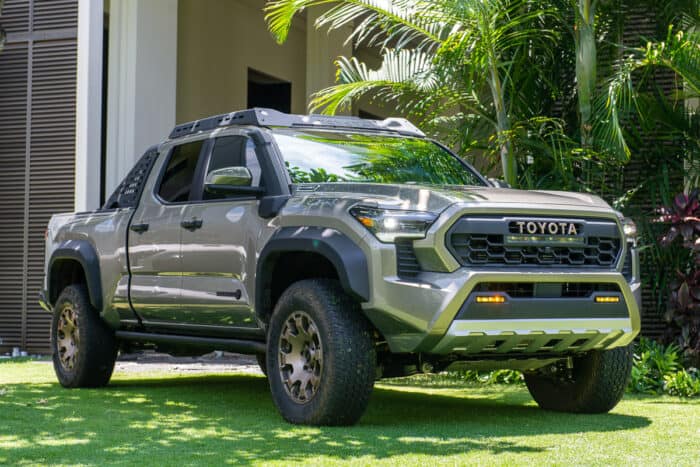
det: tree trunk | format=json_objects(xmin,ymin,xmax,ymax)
[
  {"xmin": 487, "ymin": 46, "xmax": 516, "ymax": 187},
  {"xmin": 576, "ymin": 0, "xmax": 597, "ymax": 148}
]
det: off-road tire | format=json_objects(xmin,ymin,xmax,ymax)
[
  {"xmin": 524, "ymin": 345, "xmax": 633, "ymax": 413},
  {"xmin": 51, "ymin": 285, "xmax": 118, "ymax": 388},
  {"xmin": 266, "ymin": 279, "xmax": 376, "ymax": 426}
]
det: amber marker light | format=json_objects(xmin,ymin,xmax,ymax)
[
  {"xmin": 476, "ymin": 295, "xmax": 506, "ymax": 304},
  {"xmin": 356, "ymin": 216, "xmax": 375, "ymax": 228},
  {"xmin": 595, "ymin": 296, "xmax": 620, "ymax": 303}
]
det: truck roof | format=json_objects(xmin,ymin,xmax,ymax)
[{"xmin": 168, "ymin": 108, "xmax": 425, "ymax": 140}]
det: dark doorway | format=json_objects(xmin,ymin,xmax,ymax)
[{"xmin": 247, "ymin": 69, "xmax": 291, "ymax": 113}]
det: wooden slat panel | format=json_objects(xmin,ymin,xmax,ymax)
[
  {"xmin": 0, "ymin": 43, "xmax": 28, "ymax": 352},
  {"xmin": 0, "ymin": 0, "xmax": 78, "ymax": 353},
  {"xmin": 0, "ymin": 0, "xmax": 30, "ymax": 35},
  {"xmin": 25, "ymin": 39, "xmax": 77, "ymax": 353},
  {"xmin": 33, "ymin": 0, "xmax": 77, "ymax": 31}
]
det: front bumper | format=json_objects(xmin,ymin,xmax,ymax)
[{"xmin": 364, "ymin": 268, "xmax": 641, "ymax": 356}]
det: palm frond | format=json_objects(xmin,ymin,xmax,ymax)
[
  {"xmin": 265, "ymin": 0, "xmax": 448, "ymax": 52},
  {"xmin": 309, "ymin": 49, "xmax": 440, "ymax": 114},
  {"xmin": 594, "ymin": 26, "xmax": 700, "ymax": 160}
]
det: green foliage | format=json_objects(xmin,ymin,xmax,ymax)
[
  {"xmin": 598, "ymin": 26, "xmax": 700, "ymax": 161},
  {"xmin": 629, "ymin": 338, "xmax": 682, "ymax": 394},
  {"xmin": 457, "ymin": 369, "xmax": 525, "ymax": 385},
  {"xmin": 664, "ymin": 368, "xmax": 700, "ymax": 397},
  {"xmin": 265, "ymin": 0, "xmax": 564, "ymax": 187},
  {"xmin": 265, "ymin": 0, "xmax": 700, "ymax": 198},
  {"xmin": 628, "ymin": 337, "xmax": 700, "ymax": 397}
]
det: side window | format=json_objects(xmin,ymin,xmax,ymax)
[
  {"xmin": 157, "ymin": 140, "xmax": 204, "ymax": 203},
  {"xmin": 204, "ymin": 136, "xmax": 263, "ymax": 200}
]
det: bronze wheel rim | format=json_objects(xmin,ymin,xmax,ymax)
[
  {"xmin": 278, "ymin": 311, "xmax": 323, "ymax": 404},
  {"xmin": 56, "ymin": 304, "xmax": 79, "ymax": 370}
]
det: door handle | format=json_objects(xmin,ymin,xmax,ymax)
[
  {"xmin": 129, "ymin": 223, "xmax": 149, "ymax": 234},
  {"xmin": 180, "ymin": 218, "xmax": 203, "ymax": 231}
]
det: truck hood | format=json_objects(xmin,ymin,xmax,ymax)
[{"xmin": 292, "ymin": 183, "xmax": 614, "ymax": 214}]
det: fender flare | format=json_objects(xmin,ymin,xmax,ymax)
[
  {"xmin": 256, "ymin": 227, "xmax": 370, "ymax": 315},
  {"xmin": 48, "ymin": 240, "xmax": 103, "ymax": 311}
]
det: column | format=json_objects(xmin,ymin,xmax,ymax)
[
  {"xmin": 75, "ymin": 0, "xmax": 103, "ymax": 211},
  {"xmin": 105, "ymin": 0, "xmax": 178, "ymax": 197},
  {"xmin": 305, "ymin": 7, "xmax": 352, "ymax": 114}
]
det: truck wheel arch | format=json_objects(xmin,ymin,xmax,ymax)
[
  {"xmin": 256, "ymin": 227, "xmax": 370, "ymax": 323},
  {"xmin": 48, "ymin": 240, "xmax": 103, "ymax": 311}
]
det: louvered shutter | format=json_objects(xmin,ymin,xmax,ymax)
[
  {"xmin": 0, "ymin": 0, "xmax": 77, "ymax": 353},
  {"xmin": 26, "ymin": 39, "xmax": 77, "ymax": 351},
  {"xmin": 0, "ymin": 42, "xmax": 29, "ymax": 351}
]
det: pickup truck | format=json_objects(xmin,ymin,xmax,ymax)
[{"xmin": 41, "ymin": 108, "xmax": 641, "ymax": 425}]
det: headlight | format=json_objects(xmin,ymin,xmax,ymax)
[
  {"xmin": 622, "ymin": 217, "xmax": 637, "ymax": 242},
  {"xmin": 349, "ymin": 205, "xmax": 438, "ymax": 243}
]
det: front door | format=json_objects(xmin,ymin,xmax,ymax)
[
  {"xmin": 179, "ymin": 134, "xmax": 267, "ymax": 330},
  {"xmin": 128, "ymin": 139, "xmax": 206, "ymax": 324}
]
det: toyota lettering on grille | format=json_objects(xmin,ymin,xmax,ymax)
[{"xmin": 511, "ymin": 221, "xmax": 580, "ymax": 236}]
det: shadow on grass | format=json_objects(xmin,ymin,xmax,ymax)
[{"xmin": 0, "ymin": 374, "xmax": 652, "ymax": 464}]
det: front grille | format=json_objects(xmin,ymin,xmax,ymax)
[{"xmin": 448, "ymin": 216, "xmax": 622, "ymax": 269}]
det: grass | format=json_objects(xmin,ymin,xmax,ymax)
[{"xmin": 1, "ymin": 361, "xmax": 699, "ymax": 466}]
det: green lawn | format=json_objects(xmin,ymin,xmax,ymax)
[{"xmin": 1, "ymin": 361, "xmax": 698, "ymax": 466}]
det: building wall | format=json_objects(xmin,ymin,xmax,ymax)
[
  {"xmin": 176, "ymin": 0, "xmax": 308, "ymax": 123},
  {"xmin": 0, "ymin": 0, "xmax": 78, "ymax": 354}
]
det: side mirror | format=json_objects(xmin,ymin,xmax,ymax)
[
  {"xmin": 204, "ymin": 167, "xmax": 264, "ymax": 196},
  {"xmin": 206, "ymin": 167, "xmax": 253, "ymax": 186},
  {"xmin": 488, "ymin": 178, "xmax": 511, "ymax": 189}
]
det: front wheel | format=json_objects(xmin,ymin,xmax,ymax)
[
  {"xmin": 51, "ymin": 285, "xmax": 118, "ymax": 388},
  {"xmin": 266, "ymin": 279, "xmax": 376, "ymax": 426},
  {"xmin": 524, "ymin": 345, "xmax": 633, "ymax": 413}
]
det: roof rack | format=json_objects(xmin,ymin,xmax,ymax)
[{"xmin": 168, "ymin": 108, "xmax": 425, "ymax": 140}]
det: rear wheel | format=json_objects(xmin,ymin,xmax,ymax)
[
  {"xmin": 266, "ymin": 279, "xmax": 376, "ymax": 426},
  {"xmin": 51, "ymin": 285, "xmax": 118, "ymax": 388},
  {"xmin": 524, "ymin": 345, "xmax": 633, "ymax": 413}
]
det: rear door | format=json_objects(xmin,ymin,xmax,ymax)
[
  {"xmin": 127, "ymin": 139, "xmax": 207, "ymax": 324},
  {"xmin": 179, "ymin": 134, "xmax": 269, "ymax": 331}
]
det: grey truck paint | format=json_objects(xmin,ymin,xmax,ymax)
[{"xmin": 42, "ymin": 114, "xmax": 641, "ymax": 369}]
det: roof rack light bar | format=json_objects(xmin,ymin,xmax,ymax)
[{"xmin": 168, "ymin": 108, "xmax": 425, "ymax": 140}]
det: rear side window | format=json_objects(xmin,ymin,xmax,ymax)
[{"xmin": 158, "ymin": 140, "xmax": 204, "ymax": 203}]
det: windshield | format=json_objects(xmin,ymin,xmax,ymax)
[{"xmin": 272, "ymin": 129, "xmax": 486, "ymax": 186}]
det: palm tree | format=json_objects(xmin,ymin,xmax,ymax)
[
  {"xmin": 597, "ymin": 1, "xmax": 700, "ymax": 162},
  {"xmin": 265, "ymin": 0, "xmax": 560, "ymax": 187},
  {"xmin": 574, "ymin": 0, "xmax": 597, "ymax": 148}
]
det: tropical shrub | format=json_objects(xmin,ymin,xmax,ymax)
[
  {"xmin": 664, "ymin": 368, "xmax": 700, "ymax": 397},
  {"xmin": 629, "ymin": 338, "xmax": 682, "ymax": 394},
  {"xmin": 656, "ymin": 192, "xmax": 700, "ymax": 366},
  {"xmin": 627, "ymin": 338, "xmax": 700, "ymax": 397}
]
